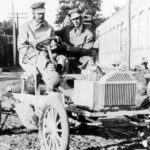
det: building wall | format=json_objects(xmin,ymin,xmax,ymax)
[
  {"xmin": 98, "ymin": 5, "xmax": 128, "ymax": 68},
  {"xmin": 130, "ymin": 0, "xmax": 150, "ymax": 68},
  {"xmin": 97, "ymin": 0, "xmax": 150, "ymax": 69}
]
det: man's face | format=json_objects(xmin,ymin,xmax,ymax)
[
  {"xmin": 34, "ymin": 11, "xmax": 45, "ymax": 23},
  {"xmin": 64, "ymin": 15, "xmax": 71, "ymax": 26},
  {"xmin": 71, "ymin": 17, "xmax": 81, "ymax": 28}
]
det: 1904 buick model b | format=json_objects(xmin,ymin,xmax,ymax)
[{"xmin": 1, "ymin": 37, "xmax": 150, "ymax": 150}]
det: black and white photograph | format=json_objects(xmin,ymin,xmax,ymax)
[{"xmin": 0, "ymin": 0, "xmax": 150, "ymax": 149}]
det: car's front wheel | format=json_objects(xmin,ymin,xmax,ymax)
[{"xmin": 39, "ymin": 98, "xmax": 69, "ymax": 150}]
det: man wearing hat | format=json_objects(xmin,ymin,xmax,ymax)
[
  {"xmin": 56, "ymin": 8, "xmax": 94, "ymax": 73},
  {"xmin": 18, "ymin": 2, "xmax": 60, "ymax": 91}
]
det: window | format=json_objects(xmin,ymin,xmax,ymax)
[
  {"xmin": 105, "ymin": 31, "xmax": 109, "ymax": 53},
  {"xmin": 116, "ymin": 25, "xmax": 120, "ymax": 52},
  {"xmin": 104, "ymin": 32, "xmax": 106, "ymax": 53},
  {"xmin": 148, "ymin": 8, "xmax": 150, "ymax": 47},
  {"xmin": 131, "ymin": 15, "xmax": 138, "ymax": 49},
  {"xmin": 142, "ymin": 10, "xmax": 148, "ymax": 48},
  {"xmin": 110, "ymin": 29, "xmax": 113, "ymax": 53},
  {"xmin": 113, "ymin": 27, "xmax": 116, "ymax": 52},
  {"xmin": 139, "ymin": 11, "xmax": 144, "ymax": 48}
]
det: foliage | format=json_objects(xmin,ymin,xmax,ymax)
[
  {"xmin": 0, "ymin": 19, "xmax": 13, "ymax": 35},
  {"xmin": 3, "ymin": 20, "xmax": 13, "ymax": 29},
  {"xmin": 55, "ymin": 5, "xmax": 70, "ymax": 25},
  {"xmin": 112, "ymin": 5, "xmax": 121, "ymax": 16},
  {"xmin": 55, "ymin": 0, "xmax": 106, "ymax": 28},
  {"xmin": 114, "ymin": 5, "xmax": 121, "ymax": 12}
]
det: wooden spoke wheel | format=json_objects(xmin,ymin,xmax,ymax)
[{"xmin": 39, "ymin": 98, "xmax": 69, "ymax": 150}]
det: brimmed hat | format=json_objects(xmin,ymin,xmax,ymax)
[
  {"xmin": 31, "ymin": 2, "xmax": 45, "ymax": 13},
  {"xmin": 69, "ymin": 8, "xmax": 81, "ymax": 20}
]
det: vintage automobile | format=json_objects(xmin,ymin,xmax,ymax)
[{"xmin": 0, "ymin": 37, "xmax": 150, "ymax": 150}]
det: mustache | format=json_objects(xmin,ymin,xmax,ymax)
[
  {"xmin": 38, "ymin": 17, "xmax": 44, "ymax": 21},
  {"xmin": 38, "ymin": 16, "xmax": 44, "ymax": 19}
]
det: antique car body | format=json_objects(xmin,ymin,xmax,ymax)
[{"xmin": 65, "ymin": 70, "xmax": 150, "ymax": 120}]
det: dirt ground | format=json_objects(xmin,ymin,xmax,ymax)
[{"xmin": 0, "ymin": 71, "xmax": 148, "ymax": 150}]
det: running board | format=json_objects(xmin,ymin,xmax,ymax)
[{"xmin": 66, "ymin": 106, "xmax": 150, "ymax": 118}]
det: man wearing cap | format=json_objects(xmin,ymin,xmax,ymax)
[
  {"xmin": 18, "ymin": 2, "xmax": 60, "ymax": 91},
  {"xmin": 56, "ymin": 8, "xmax": 94, "ymax": 73}
]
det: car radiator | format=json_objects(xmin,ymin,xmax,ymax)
[
  {"xmin": 73, "ymin": 70, "xmax": 137, "ymax": 110},
  {"xmin": 97, "ymin": 71, "xmax": 137, "ymax": 107}
]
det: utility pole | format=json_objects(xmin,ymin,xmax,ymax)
[
  {"xmin": 127, "ymin": 0, "xmax": 132, "ymax": 69},
  {"xmin": 9, "ymin": 12, "xmax": 27, "ymax": 35},
  {"xmin": 9, "ymin": 1, "xmax": 27, "ymax": 66},
  {"xmin": 17, "ymin": 12, "xmax": 19, "ymax": 34},
  {"xmin": 12, "ymin": 0, "xmax": 16, "ymax": 66},
  {"xmin": 9, "ymin": 12, "xmax": 27, "ymax": 33}
]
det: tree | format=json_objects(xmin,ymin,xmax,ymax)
[
  {"xmin": 0, "ymin": 19, "xmax": 15, "ymax": 67},
  {"xmin": 112, "ymin": 5, "xmax": 121, "ymax": 15},
  {"xmin": 55, "ymin": 5, "xmax": 70, "ymax": 25},
  {"xmin": 114, "ymin": 5, "xmax": 121, "ymax": 12},
  {"xmin": 55, "ymin": 0, "xmax": 105, "ymax": 28},
  {"xmin": 2, "ymin": 19, "xmax": 13, "ymax": 35}
]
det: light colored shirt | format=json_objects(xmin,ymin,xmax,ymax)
[
  {"xmin": 18, "ymin": 19, "xmax": 54, "ymax": 62},
  {"xmin": 56, "ymin": 24, "xmax": 94, "ymax": 63},
  {"xmin": 69, "ymin": 24, "xmax": 94, "ymax": 49}
]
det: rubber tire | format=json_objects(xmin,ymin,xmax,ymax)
[{"xmin": 39, "ymin": 97, "xmax": 69, "ymax": 150}]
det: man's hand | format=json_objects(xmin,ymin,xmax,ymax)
[
  {"xmin": 91, "ymin": 49, "xmax": 98, "ymax": 57},
  {"xmin": 27, "ymin": 47, "xmax": 39, "ymax": 59},
  {"xmin": 50, "ymin": 36, "xmax": 62, "ymax": 50},
  {"xmin": 61, "ymin": 42, "xmax": 70, "ymax": 51},
  {"xmin": 54, "ymin": 36, "xmax": 62, "ymax": 44},
  {"xmin": 50, "ymin": 40, "xmax": 58, "ymax": 50}
]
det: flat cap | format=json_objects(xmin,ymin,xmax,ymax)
[
  {"xmin": 68, "ymin": 8, "xmax": 82, "ymax": 20},
  {"xmin": 31, "ymin": 2, "xmax": 45, "ymax": 9}
]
